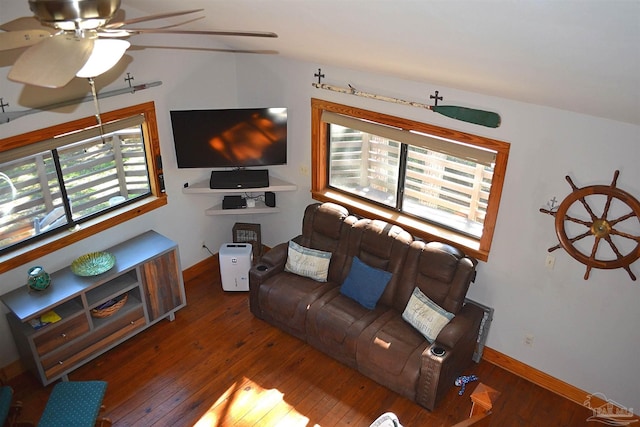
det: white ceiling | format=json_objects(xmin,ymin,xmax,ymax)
[{"xmin": 5, "ymin": 1, "xmax": 640, "ymax": 125}]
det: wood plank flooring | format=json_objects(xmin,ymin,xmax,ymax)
[{"xmin": 7, "ymin": 261, "xmax": 595, "ymax": 426}]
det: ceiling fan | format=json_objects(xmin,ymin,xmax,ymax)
[{"xmin": 0, "ymin": 0, "xmax": 278, "ymax": 88}]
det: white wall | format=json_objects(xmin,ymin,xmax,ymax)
[
  {"xmin": 1, "ymin": 0, "xmax": 639, "ymax": 413},
  {"xmin": 234, "ymin": 55, "xmax": 640, "ymax": 412}
]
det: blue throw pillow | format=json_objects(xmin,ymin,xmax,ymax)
[{"xmin": 340, "ymin": 256, "xmax": 392, "ymax": 309}]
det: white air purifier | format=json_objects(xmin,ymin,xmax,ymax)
[{"xmin": 219, "ymin": 243, "xmax": 253, "ymax": 291}]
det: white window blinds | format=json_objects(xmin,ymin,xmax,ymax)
[
  {"xmin": 322, "ymin": 111, "xmax": 496, "ymax": 166},
  {"xmin": 2, "ymin": 114, "xmax": 145, "ymax": 164}
]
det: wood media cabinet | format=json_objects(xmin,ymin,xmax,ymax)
[{"xmin": 0, "ymin": 230, "xmax": 186, "ymax": 385}]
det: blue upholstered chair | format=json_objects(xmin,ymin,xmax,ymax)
[
  {"xmin": 0, "ymin": 386, "xmax": 13, "ymax": 425},
  {"xmin": 0, "ymin": 384, "xmax": 27, "ymax": 427},
  {"xmin": 37, "ymin": 381, "xmax": 110, "ymax": 427}
]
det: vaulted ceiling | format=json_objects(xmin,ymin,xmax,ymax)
[{"xmin": 4, "ymin": 1, "xmax": 640, "ymax": 125}]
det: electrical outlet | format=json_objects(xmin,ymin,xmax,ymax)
[
  {"xmin": 524, "ymin": 334, "xmax": 534, "ymax": 347},
  {"xmin": 299, "ymin": 164, "xmax": 310, "ymax": 177},
  {"xmin": 545, "ymin": 254, "xmax": 555, "ymax": 270}
]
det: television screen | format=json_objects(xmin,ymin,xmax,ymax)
[{"xmin": 170, "ymin": 107, "xmax": 287, "ymax": 168}]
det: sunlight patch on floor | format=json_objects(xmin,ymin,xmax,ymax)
[{"xmin": 193, "ymin": 377, "xmax": 312, "ymax": 426}]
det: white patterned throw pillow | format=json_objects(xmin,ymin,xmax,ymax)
[
  {"xmin": 284, "ymin": 240, "xmax": 332, "ymax": 282},
  {"xmin": 402, "ymin": 287, "xmax": 455, "ymax": 343}
]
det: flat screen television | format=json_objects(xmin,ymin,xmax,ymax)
[{"xmin": 170, "ymin": 107, "xmax": 287, "ymax": 168}]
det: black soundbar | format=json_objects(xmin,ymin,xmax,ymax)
[{"xmin": 209, "ymin": 169, "xmax": 270, "ymax": 189}]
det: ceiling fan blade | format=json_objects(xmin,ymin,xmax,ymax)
[
  {"xmin": 8, "ymin": 35, "xmax": 94, "ymax": 88},
  {"xmin": 0, "ymin": 17, "xmax": 56, "ymax": 32},
  {"xmin": 109, "ymin": 8, "xmax": 125, "ymax": 25},
  {"xmin": 105, "ymin": 9, "xmax": 204, "ymax": 29},
  {"xmin": 131, "ymin": 44, "xmax": 278, "ymax": 54},
  {"xmin": 123, "ymin": 28, "xmax": 278, "ymax": 38},
  {"xmin": 98, "ymin": 16, "xmax": 204, "ymax": 37},
  {"xmin": 0, "ymin": 30, "xmax": 51, "ymax": 51}
]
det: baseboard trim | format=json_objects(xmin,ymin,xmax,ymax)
[
  {"xmin": 182, "ymin": 248, "xmax": 267, "ymax": 286},
  {"xmin": 182, "ymin": 255, "xmax": 220, "ymax": 285},
  {"xmin": 482, "ymin": 346, "xmax": 639, "ymax": 418},
  {"xmin": 0, "ymin": 359, "xmax": 26, "ymax": 382}
]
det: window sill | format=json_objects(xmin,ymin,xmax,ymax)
[
  {"xmin": 312, "ymin": 189, "xmax": 488, "ymax": 262},
  {"xmin": 0, "ymin": 195, "xmax": 167, "ymax": 275}
]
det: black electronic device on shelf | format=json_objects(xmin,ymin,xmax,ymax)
[
  {"xmin": 265, "ymin": 191, "xmax": 276, "ymax": 207},
  {"xmin": 222, "ymin": 196, "xmax": 247, "ymax": 209},
  {"xmin": 210, "ymin": 169, "xmax": 270, "ymax": 189}
]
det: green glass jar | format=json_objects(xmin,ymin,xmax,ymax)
[{"xmin": 27, "ymin": 266, "xmax": 51, "ymax": 291}]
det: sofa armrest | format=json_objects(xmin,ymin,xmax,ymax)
[
  {"xmin": 248, "ymin": 240, "xmax": 291, "ymax": 318},
  {"xmin": 255, "ymin": 241, "xmax": 290, "ymax": 273},
  {"xmin": 416, "ymin": 302, "xmax": 484, "ymax": 410},
  {"xmin": 435, "ymin": 303, "xmax": 484, "ymax": 349}
]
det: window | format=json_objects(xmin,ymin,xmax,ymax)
[
  {"xmin": 311, "ymin": 98, "xmax": 510, "ymax": 261},
  {"xmin": 0, "ymin": 102, "xmax": 166, "ymax": 273}
]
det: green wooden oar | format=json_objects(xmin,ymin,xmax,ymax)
[
  {"xmin": 430, "ymin": 105, "xmax": 501, "ymax": 128},
  {"xmin": 312, "ymin": 82, "xmax": 501, "ymax": 128}
]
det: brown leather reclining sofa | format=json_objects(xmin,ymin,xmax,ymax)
[{"xmin": 249, "ymin": 202, "xmax": 484, "ymax": 410}]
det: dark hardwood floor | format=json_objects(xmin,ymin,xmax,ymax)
[{"xmin": 7, "ymin": 262, "xmax": 595, "ymax": 426}]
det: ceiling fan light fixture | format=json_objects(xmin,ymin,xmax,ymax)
[
  {"xmin": 55, "ymin": 18, "xmax": 107, "ymax": 31},
  {"xmin": 76, "ymin": 38, "xmax": 129, "ymax": 78},
  {"xmin": 29, "ymin": 0, "xmax": 121, "ymax": 24}
]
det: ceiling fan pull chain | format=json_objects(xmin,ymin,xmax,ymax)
[{"xmin": 87, "ymin": 77, "xmax": 106, "ymax": 143}]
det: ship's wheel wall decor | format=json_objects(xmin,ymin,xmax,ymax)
[{"xmin": 540, "ymin": 170, "xmax": 640, "ymax": 281}]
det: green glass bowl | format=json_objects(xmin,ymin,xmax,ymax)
[
  {"xmin": 71, "ymin": 252, "xmax": 116, "ymax": 276},
  {"xmin": 27, "ymin": 266, "xmax": 51, "ymax": 291}
]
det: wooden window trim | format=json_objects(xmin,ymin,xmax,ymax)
[
  {"xmin": 311, "ymin": 98, "xmax": 510, "ymax": 262},
  {"xmin": 0, "ymin": 102, "xmax": 167, "ymax": 274}
]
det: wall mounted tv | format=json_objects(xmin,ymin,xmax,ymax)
[{"xmin": 170, "ymin": 107, "xmax": 287, "ymax": 168}]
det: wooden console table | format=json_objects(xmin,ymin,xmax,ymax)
[{"xmin": 0, "ymin": 231, "xmax": 186, "ymax": 385}]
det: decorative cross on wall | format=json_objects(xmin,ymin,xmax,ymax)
[
  {"xmin": 124, "ymin": 73, "xmax": 135, "ymax": 87},
  {"xmin": 0, "ymin": 98, "xmax": 8, "ymax": 113},
  {"xmin": 314, "ymin": 68, "xmax": 325, "ymax": 84},
  {"xmin": 430, "ymin": 90, "xmax": 443, "ymax": 106}
]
